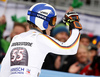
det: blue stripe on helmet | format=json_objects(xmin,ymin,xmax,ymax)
[
  {"xmin": 43, "ymin": 21, "xmax": 48, "ymax": 29},
  {"xmin": 30, "ymin": 16, "xmax": 35, "ymax": 24}
]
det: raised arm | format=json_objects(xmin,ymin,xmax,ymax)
[
  {"xmin": 37, "ymin": 11, "xmax": 82, "ymax": 55},
  {"xmin": 37, "ymin": 28, "xmax": 80, "ymax": 55}
]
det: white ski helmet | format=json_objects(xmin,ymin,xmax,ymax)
[{"xmin": 27, "ymin": 3, "xmax": 57, "ymax": 30}]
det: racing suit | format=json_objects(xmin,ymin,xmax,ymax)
[{"xmin": 0, "ymin": 28, "xmax": 80, "ymax": 77}]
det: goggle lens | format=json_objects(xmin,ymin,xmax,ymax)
[{"xmin": 51, "ymin": 16, "xmax": 56, "ymax": 26}]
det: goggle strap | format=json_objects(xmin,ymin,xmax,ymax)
[{"xmin": 27, "ymin": 11, "xmax": 51, "ymax": 22}]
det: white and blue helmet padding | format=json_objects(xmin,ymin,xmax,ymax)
[{"xmin": 27, "ymin": 3, "xmax": 57, "ymax": 30}]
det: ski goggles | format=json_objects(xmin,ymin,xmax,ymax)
[
  {"xmin": 28, "ymin": 11, "xmax": 56, "ymax": 26},
  {"xmin": 49, "ymin": 16, "xmax": 56, "ymax": 26}
]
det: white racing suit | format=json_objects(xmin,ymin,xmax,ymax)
[{"xmin": 0, "ymin": 29, "xmax": 80, "ymax": 77}]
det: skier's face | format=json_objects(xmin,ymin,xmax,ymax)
[{"xmin": 46, "ymin": 24, "xmax": 55, "ymax": 35}]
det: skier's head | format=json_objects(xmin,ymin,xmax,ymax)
[{"xmin": 27, "ymin": 3, "xmax": 57, "ymax": 31}]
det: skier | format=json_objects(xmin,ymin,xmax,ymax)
[{"xmin": 0, "ymin": 3, "xmax": 82, "ymax": 77}]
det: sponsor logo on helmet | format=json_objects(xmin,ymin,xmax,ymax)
[
  {"xmin": 37, "ymin": 14, "xmax": 46, "ymax": 20},
  {"xmin": 40, "ymin": 11, "xmax": 49, "ymax": 15}
]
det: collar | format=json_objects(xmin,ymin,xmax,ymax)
[{"xmin": 30, "ymin": 28, "xmax": 43, "ymax": 33}]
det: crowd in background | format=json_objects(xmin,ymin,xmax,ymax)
[{"xmin": 0, "ymin": 7, "xmax": 100, "ymax": 76}]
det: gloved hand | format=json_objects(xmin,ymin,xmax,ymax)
[{"xmin": 63, "ymin": 11, "xmax": 82, "ymax": 30}]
